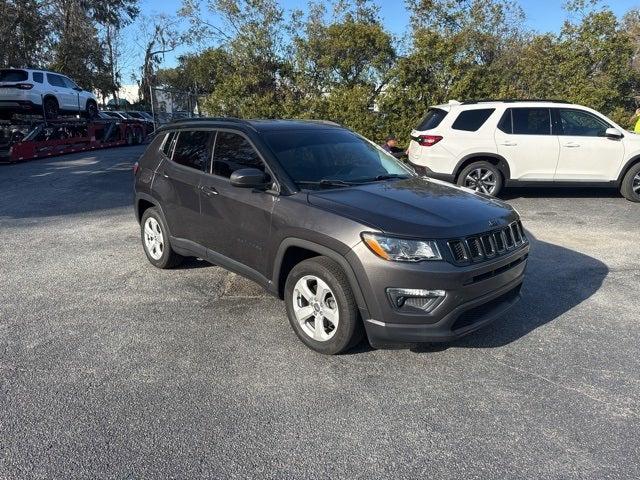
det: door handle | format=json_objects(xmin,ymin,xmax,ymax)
[
  {"xmin": 563, "ymin": 142, "xmax": 580, "ymax": 148},
  {"xmin": 500, "ymin": 141, "xmax": 518, "ymax": 146},
  {"xmin": 200, "ymin": 185, "xmax": 219, "ymax": 196}
]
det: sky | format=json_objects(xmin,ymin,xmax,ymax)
[{"xmin": 124, "ymin": 0, "xmax": 640, "ymax": 82}]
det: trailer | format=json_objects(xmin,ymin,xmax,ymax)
[{"xmin": 0, "ymin": 116, "xmax": 150, "ymax": 164}]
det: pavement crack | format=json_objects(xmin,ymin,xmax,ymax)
[{"xmin": 491, "ymin": 356, "xmax": 639, "ymax": 419}]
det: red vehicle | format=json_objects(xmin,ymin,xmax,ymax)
[{"xmin": 0, "ymin": 116, "xmax": 148, "ymax": 163}]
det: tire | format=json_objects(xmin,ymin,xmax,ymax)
[
  {"xmin": 134, "ymin": 128, "xmax": 144, "ymax": 145},
  {"xmin": 284, "ymin": 256, "xmax": 363, "ymax": 355},
  {"xmin": 620, "ymin": 163, "xmax": 640, "ymax": 202},
  {"xmin": 457, "ymin": 161, "xmax": 503, "ymax": 196},
  {"xmin": 126, "ymin": 129, "xmax": 134, "ymax": 145},
  {"xmin": 43, "ymin": 97, "xmax": 59, "ymax": 119},
  {"xmin": 85, "ymin": 100, "xmax": 98, "ymax": 119},
  {"xmin": 140, "ymin": 207, "xmax": 183, "ymax": 269}
]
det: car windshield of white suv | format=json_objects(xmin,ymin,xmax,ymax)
[
  {"xmin": 264, "ymin": 129, "xmax": 415, "ymax": 188},
  {"xmin": 0, "ymin": 70, "xmax": 28, "ymax": 82}
]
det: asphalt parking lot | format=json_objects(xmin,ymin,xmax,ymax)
[{"xmin": 1, "ymin": 145, "xmax": 639, "ymax": 479}]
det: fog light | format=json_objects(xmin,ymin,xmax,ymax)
[{"xmin": 386, "ymin": 288, "xmax": 446, "ymax": 314}]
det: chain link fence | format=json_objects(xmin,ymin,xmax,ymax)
[{"xmin": 149, "ymin": 88, "xmax": 207, "ymax": 126}]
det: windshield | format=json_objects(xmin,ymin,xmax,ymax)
[{"xmin": 263, "ymin": 129, "xmax": 414, "ymax": 188}]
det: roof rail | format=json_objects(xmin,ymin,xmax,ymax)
[
  {"xmin": 168, "ymin": 116, "xmax": 257, "ymax": 131},
  {"xmin": 461, "ymin": 99, "xmax": 571, "ymax": 105}
]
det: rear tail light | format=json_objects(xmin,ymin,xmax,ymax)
[
  {"xmin": 417, "ymin": 135, "xmax": 443, "ymax": 147},
  {"xmin": 16, "ymin": 83, "xmax": 33, "ymax": 90},
  {"xmin": 132, "ymin": 161, "xmax": 139, "ymax": 175}
]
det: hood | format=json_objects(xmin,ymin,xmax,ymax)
[{"xmin": 307, "ymin": 177, "xmax": 518, "ymax": 238}]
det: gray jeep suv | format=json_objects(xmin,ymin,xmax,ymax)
[{"xmin": 133, "ymin": 118, "xmax": 529, "ymax": 354}]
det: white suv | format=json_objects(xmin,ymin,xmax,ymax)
[
  {"xmin": 407, "ymin": 100, "xmax": 640, "ymax": 202},
  {"xmin": 0, "ymin": 68, "xmax": 98, "ymax": 120}
]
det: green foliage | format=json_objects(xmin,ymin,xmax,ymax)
[{"xmin": 161, "ymin": 0, "xmax": 640, "ymax": 139}]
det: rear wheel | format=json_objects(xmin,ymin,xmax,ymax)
[
  {"xmin": 85, "ymin": 100, "xmax": 98, "ymax": 119},
  {"xmin": 43, "ymin": 97, "xmax": 59, "ymax": 119},
  {"xmin": 140, "ymin": 207, "xmax": 183, "ymax": 269},
  {"xmin": 620, "ymin": 163, "xmax": 640, "ymax": 202},
  {"xmin": 457, "ymin": 161, "xmax": 503, "ymax": 196},
  {"xmin": 284, "ymin": 257, "xmax": 363, "ymax": 355}
]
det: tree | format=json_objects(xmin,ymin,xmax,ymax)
[
  {"xmin": 179, "ymin": 0, "xmax": 289, "ymax": 117},
  {"xmin": 137, "ymin": 15, "xmax": 184, "ymax": 106},
  {"xmin": 286, "ymin": 0, "xmax": 395, "ymax": 137},
  {"xmin": 378, "ymin": 0, "xmax": 524, "ymax": 138},
  {"xmin": 0, "ymin": 0, "xmax": 49, "ymax": 68}
]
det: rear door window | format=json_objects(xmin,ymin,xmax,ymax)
[
  {"xmin": 172, "ymin": 130, "xmax": 213, "ymax": 171},
  {"xmin": 511, "ymin": 108, "xmax": 551, "ymax": 135},
  {"xmin": 416, "ymin": 108, "xmax": 448, "ymax": 131},
  {"xmin": 452, "ymin": 108, "xmax": 495, "ymax": 131},
  {"xmin": 0, "ymin": 69, "xmax": 28, "ymax": 82},
  {"xmin": 212, "ymin": 131, "xmax": 266, "ymax": 178},
  {"xmin": 161, "ymin": 132, "xmax": 176, "ymax": 157}
]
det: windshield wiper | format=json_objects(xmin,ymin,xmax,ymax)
[
  {"xmin": 378, "ymin": 173, "xmax": 411, "ymax": 180},
  {"xmin": 296, "ymin": 179, "xmax": 356, "ymax": 188}
]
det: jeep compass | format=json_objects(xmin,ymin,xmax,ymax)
[{"xmin": 134, "ymin": 118, "xmax": 529, "ymax": 354}]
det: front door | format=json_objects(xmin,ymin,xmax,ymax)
[
  {"xmin": 154, "ymin": 130, "xmax": 213, "ymax": 241},
  {"xmin": 494, "ymin": 107, "xmax": 560, "ymax": 181},
  {"xmin": 552, "ymin": 108, "xmax": 624, "ymax": 181},
  {"xmin": 199, "ymin": 130, "xmax": 276, "ymax": 276}
]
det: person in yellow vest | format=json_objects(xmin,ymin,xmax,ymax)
[{"xmin": 630, "ymin": 108, "xmax": 640, "ymax": 133}]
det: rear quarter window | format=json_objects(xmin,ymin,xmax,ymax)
[
  {"xmin": 451, "ymin": 109, "xmax": 495, "ymax": 131},
  {"xmin": 161, "ymin": 132, "xmax": 176, "ymax": 157},
  {"xmin": 0, "ymin": 69, "xmax": 28, "ymax": 82},
  {"xmin": 32, "ymin": 72, "xmax": 44, "ymax": 83},
  {"xmin": 416, "ymin": 108, "xmax": 448, "ymax": 131}
]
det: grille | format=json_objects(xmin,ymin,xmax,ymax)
[{"xmin": 448, "ymin": 221, "xmax": 526, "ymax": 264}]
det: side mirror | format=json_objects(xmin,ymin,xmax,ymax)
[
  {"xmin": 605, "ymin": 127, "xmax": 623, "ymax": 139},
  {"xmin": 230, "ymin": 168, "xmax": 268, "ymax": 188}
]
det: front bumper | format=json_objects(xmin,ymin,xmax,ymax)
[{"xmin": 348, "ymin": 241, "xmax": 529, "ymax": 346}]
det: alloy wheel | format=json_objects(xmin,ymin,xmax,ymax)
[
  {"xmin": 292, "ymin": 275, "xmax": 339, "ymax": 342},
  {"xmin": 464, "ymin": 168, "xmax": 497, "ymax": 195},
  {"xmin": 634, "ymin": 172, "xmax": 640, "ymax": 195},
  {"xmin": 143, "ymin": 217, "xmax": 164, "ymax": 260}
]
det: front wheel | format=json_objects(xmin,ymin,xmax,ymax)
[
  {"xmin": 284, "ymin": 257, "xmax": 363, "ymax": 355},
  {"xmin": 457, "ymin": 161, "xmax": 503, "ymax": 196},
  {"xmin": 620, "ymin": 163, "xmax": 640, "ymax": 202}
]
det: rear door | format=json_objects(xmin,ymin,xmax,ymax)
[
  {"xmin": 494, "ymin": 107, "xmax": 560, "ymax": 180},
  {"xmin": 199, "ymin": 130, "xmax": 276, "ymax": 275},
  {"xmin": 552, "ymin": 108, "xmax": 624, "ymax": 181},
  {"xmin": 154, "ymin": 129, "xmax": 213, "ymax": 241}
]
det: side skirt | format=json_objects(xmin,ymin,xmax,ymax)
[{"xmin": 170, "ymin": 236, "xmax": 277, "ymax": 296}]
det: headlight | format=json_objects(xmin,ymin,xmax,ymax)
[{"xmin": 361, "ymin": 233, "xmax": 442, "ymax": 262}]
